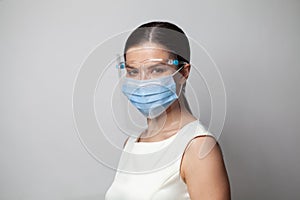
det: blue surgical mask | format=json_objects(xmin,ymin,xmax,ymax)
[{"xmin": 121, "ymin": 67, "xmax": 183, "ymax": 119}]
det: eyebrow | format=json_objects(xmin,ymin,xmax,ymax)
[{"xmin": 125, "ymin": 65, "xmax": 137, "ymax": 69}]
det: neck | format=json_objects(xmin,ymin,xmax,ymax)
[{"xmin": 145, "ymin": 96, "xmax": 196, "ymax": 138}]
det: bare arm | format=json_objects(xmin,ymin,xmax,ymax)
[{"xmin": 181, "ymin": 136, "xmax": 231, "ymax": 199}]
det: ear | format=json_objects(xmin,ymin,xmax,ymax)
[{"xmin": 179, "ymin": 63, "xmax": 191, "ymax": 84}]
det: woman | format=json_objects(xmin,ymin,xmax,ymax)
[{"xmin": 105, "ymin": 21, "xmax": 230, "ymax": 199}]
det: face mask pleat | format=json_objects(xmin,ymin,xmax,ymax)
[
  {"xmin": 122, "ymin": 76, "xmax": 176, "ymax": 96},
  {"xmin": 138, "ymin": 99, "xmax": 176, "ymax": 119},
  {"xmin": 125, "ymin": 90, "xmax": 173, "ymax": 103},
  {"xmin": 122, "ymin": 85, "xmax": 172, "ymax": 96},
  {"xmin": 129, "ymin": 93, "xmax": 178, "ymax": 109}
]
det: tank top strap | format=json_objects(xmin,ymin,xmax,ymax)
[{"xmin": 122, "ymin": 136, "xmax": 136, "ymax": 152}]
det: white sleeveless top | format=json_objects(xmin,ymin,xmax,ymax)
[{"xmin": 105, "ymin": 120, "xmax": 215, "ymax": 200}]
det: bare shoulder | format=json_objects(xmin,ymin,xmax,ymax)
[
  {"xmin": 181, "ymin": 135, "xmax": 231, "ymax": 199},
  {"xmin": 185, "ymin": 135, "xmax": 222, "ymax": 160}
]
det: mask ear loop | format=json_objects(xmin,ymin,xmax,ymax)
[
  {"xmin": 172, "ymin": 60, "xmax": 189, "ymax": 98},
  {"xmin": 171, "ymin": 59, "xmax": 188, "ymax": 75}
]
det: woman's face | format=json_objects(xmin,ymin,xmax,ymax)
[
  {"xmin": 125, "ymin": 43, "xmax": 179, "ymax": 80},
  {"xmin": 122, "ymin": 43, "xmax": 191, "ymax": 118}
]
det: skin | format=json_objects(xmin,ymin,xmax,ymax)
[{"xmin": 124, "ymin": 42, "xmax": 231, "ymax": 199}]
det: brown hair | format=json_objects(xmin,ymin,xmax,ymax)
[{"xmin": 124, "ymin": 21, "xmax": 190, "ymax": 66}]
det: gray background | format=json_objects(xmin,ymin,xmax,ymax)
[{"xmin": 1, "ymin": 0, "xmax": 299, "ymax": 199}]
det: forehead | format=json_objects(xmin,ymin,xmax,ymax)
[{"xmin": 125, "ymin": 43, "xmax": 171, "ymax": 62}]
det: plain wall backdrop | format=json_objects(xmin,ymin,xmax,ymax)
[{"xmin": 1, "ymin": 0, "xmax": 299, "ymax": 199}]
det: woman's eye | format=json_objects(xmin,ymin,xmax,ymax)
[
  {"xmin": 151, "ymin": 67, "xmax": 166, "ymax": 74},
  {"xmin": 127, "ymin": 69, "xmax": 139, "ymax": 76}
]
